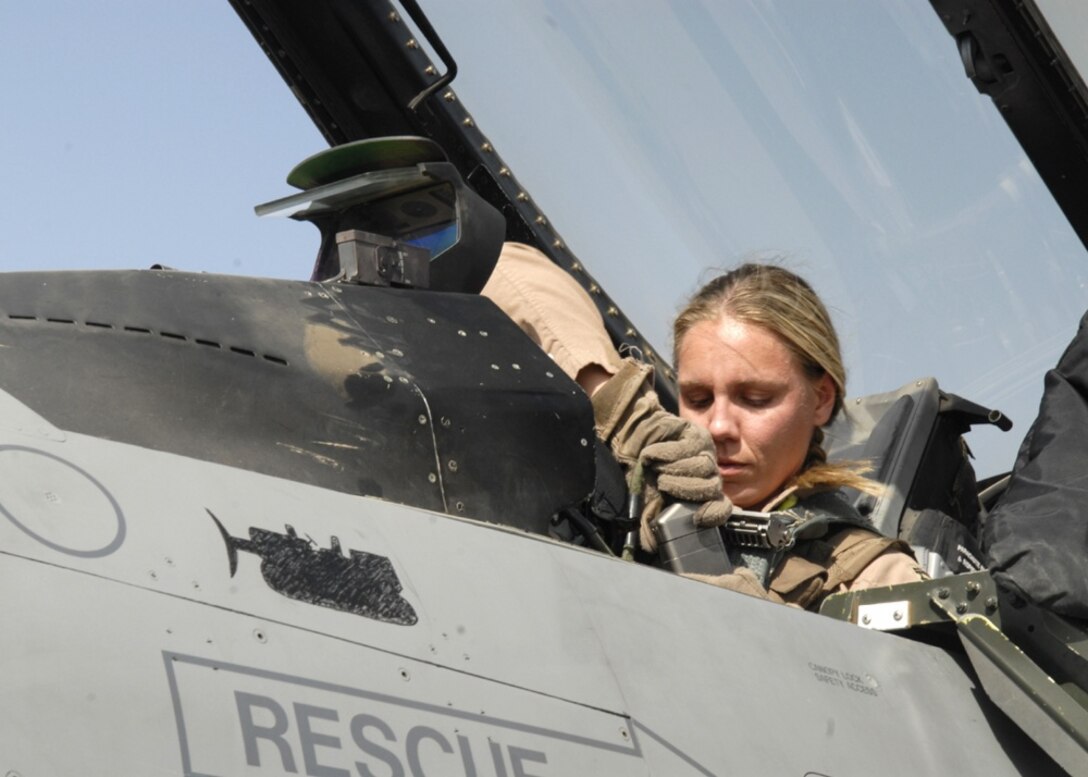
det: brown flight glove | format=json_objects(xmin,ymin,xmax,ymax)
[
  {"xmin": 685, "ymin": 567, "xmax": 775, "ymax": 601},
  {"xmin": 591, "ymin": 358, "xmax": 733, "ymax": 553}
]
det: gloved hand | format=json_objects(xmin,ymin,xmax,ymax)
[
  {"xmin": 684, "ymin": 567, "xmax": 775, "ymax": 601},
  {"xmin": 591, "ymin": 358, "xmax": 733, "ymax": 552}
]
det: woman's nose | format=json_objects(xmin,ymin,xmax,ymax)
[{"xmin": 706, "ymin": 400, "xmax": 740, "ymax": 441}]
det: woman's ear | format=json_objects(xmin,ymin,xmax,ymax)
[{"xmin": 812, "ymin": 373, "xmax": 837, "ymax": 427}]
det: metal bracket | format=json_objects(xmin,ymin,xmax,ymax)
[
  {"xmin": 820, "ymin": 570, "xmax": 1000, "ymax": 630},
  {"xmin": 857, "ymin": 600, "xmax": 912, "ymax": 631},
  {"xmin": 953, "ymin": 612, "xmax": 1088, "ymax": 776}
]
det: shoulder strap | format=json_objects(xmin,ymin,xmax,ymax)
[{"xmin": 789, "ymin": 490, "xmax": 875, "ymax": 533}]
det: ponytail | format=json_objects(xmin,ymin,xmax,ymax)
[{"xmin": 791, "ymin": 427, "xmax": 882, "ymax": 496}]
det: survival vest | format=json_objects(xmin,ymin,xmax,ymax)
[{"xmin": 733, "ymin": 490, "xmax": 915, "ymax": 610}]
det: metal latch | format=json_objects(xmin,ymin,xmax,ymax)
[{"xmin": 720, "ymin": 509, "xmax": 797, "ymax": 550}]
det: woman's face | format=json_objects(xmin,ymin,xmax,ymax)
[{"xmin": 677, "ymin": 315, "xmax": 836, "ymax": 509}]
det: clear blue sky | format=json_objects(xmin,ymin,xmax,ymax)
[{"xmin": 1, "ymin": 1, "xmax": 323, "ymax": 279}]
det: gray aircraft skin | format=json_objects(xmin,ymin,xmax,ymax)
[{"xmin": 2, "ymin": 1, "xmax": 1087, "ymax": 776}]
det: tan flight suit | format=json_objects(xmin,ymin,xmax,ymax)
[
  {"xmin": 480, "ymin": 241, "xmax": 623, "ymax": 380},
  {"xmin": 482, "ymin": 242, "xmax": 926, "ymax": 608}
]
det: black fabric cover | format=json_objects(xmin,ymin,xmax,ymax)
[
  {"xmin": 902, "ymin": 508, "xmax": 984, "ymax": 573},
  {"xmin": 984, "ymin": 311, "xmax": 1088, "ymax": 619}
]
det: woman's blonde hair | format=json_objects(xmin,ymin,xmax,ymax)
[{"xmin": 673, "ymin": 263, "xmax": 877, "ymax": 495}]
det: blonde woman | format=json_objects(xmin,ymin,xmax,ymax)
[{"xmin": 484, "ymin": 244, "xmax": 925, "ymax": 609}]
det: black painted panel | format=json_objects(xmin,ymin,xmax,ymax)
[{"xmin": 0, "ymin": 270, "xmax": 595, "ymax": 533}]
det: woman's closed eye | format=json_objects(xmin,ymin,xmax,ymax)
[
  {"xmin": 739, "ymin": 392, "xmax": 774, "ymax": 408},
  {"xmin": 681, "ymin": 391, "xmax": 714, "ymax": 410}
]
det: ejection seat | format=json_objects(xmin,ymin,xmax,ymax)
[
  {"xmin": 824, "ymin": 377, "xmax": 1011, "ymax": 578},
  {"xmin": 818, "ymin": 379, "xmax": 1088, "ymax": 774}
]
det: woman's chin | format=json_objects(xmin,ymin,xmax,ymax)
[
  {"xmin": 723, "ymin": 469, "xmax": 798, "ymax": 511},
  {"xmin": 724, "ymin": 485, "xmax": 762, "ymax": 511}
]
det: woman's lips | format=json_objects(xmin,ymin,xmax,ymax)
[{"xmin": 718, "ymin": 461, "xmax": 748, "ymax": 478}]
